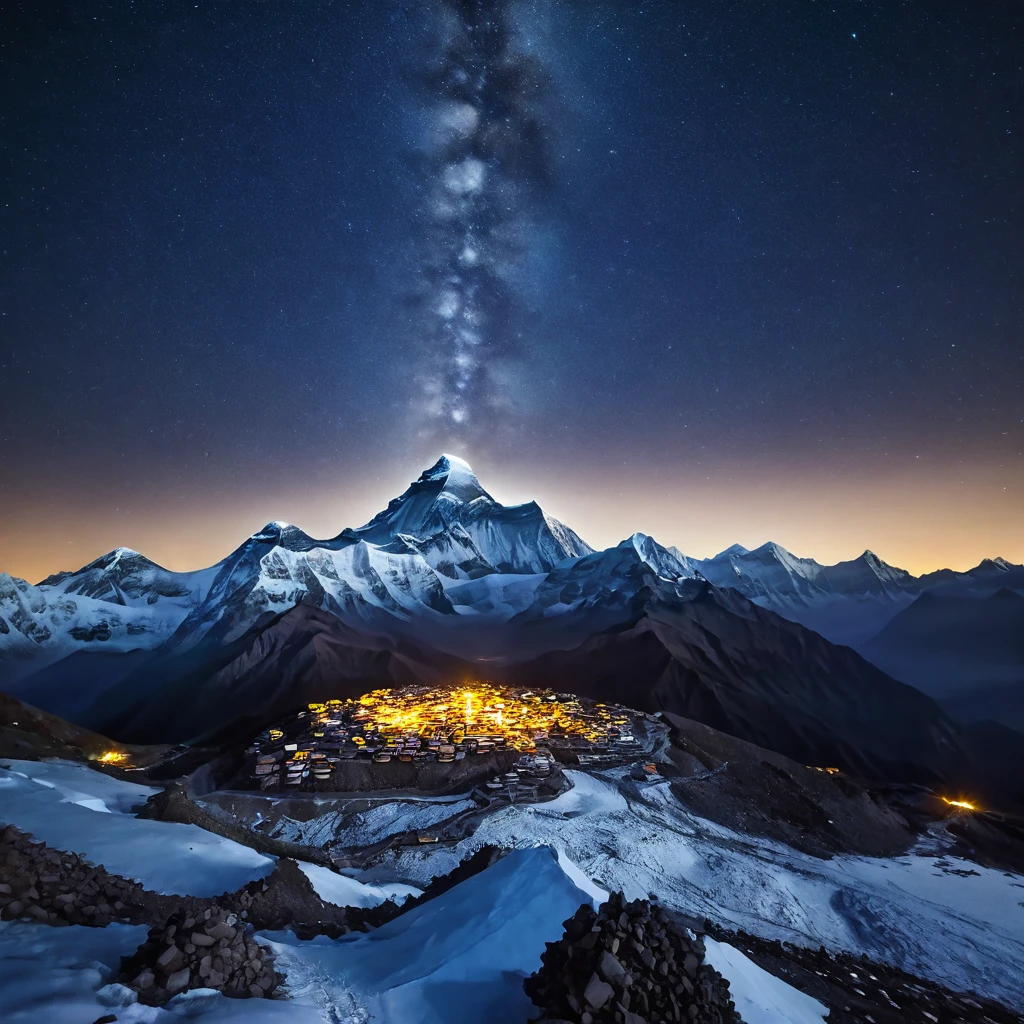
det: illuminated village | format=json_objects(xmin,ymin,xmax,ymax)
[{"xmin": 243, "ymin": 684, "xmax": 654, "ymax": 793}]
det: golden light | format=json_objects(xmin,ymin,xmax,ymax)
[
  {"xmin": 941, "ymin": 796, "xmax": 978, "ymax": 812},
  {"xmin": 95, "ymin": 751, "xmax": 128, "ymax": 765},
  {"xmin": 320, "ymin": 683, "xmax": 631, "ymax": 753}
]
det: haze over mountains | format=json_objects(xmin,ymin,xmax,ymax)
[{"xmin": 1, "ymin": 455, "xmax": 1022, "ymax": 807}]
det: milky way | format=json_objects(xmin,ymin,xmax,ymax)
[{"xmin": 412, "ymin": 0, "xmax": 555, "ymax": 442}]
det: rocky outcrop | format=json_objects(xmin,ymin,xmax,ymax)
[
  {"xmin": 525, "ymin": 892, "xmax": 739, "ymax": 1024},
  {"xmin": 0, "ymin": 822, "xmax": 146, "ymax": 927},
  {"xmin": 119, "ymin": 903, "xmax": 283, "ymax": 1003}
]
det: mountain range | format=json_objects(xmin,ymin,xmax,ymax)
[{"xmin": 1, "ymin": 454, "xmax": 1022, "ymax": 807}]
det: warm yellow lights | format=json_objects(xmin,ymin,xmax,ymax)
[
  {"xmin": 328, "ymin": 684, "xmax": 626, "ymax": 751},
  {"xmin": 808, "ymin": 766, "xmax": 841, "ymax": 775},
  {"xmin": 941, "ymin": 796, "xmax": 978, "ymax": 812},
  {"xmin": 95, "ymin": 751, "xmax": 128, "ymax": 765}
]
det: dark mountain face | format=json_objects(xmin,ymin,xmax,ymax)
[
  {"xmin": 500, "ymin": 582, "xmax": 1018, "ymax": 805},
  {"xmin": 861, "ymin": 588, "xmax": 1024, "ymax": 698},
  {"xmin": 68, "ymin": 570, "xmax": 1024, "ymax": 811},
  {"xmin": 81, "ymin": 603, "xmax": 460, "ymax": 745},
  {"xmin": 942, "ymin": 679, "xmax": 1024, "ymax": 736}
]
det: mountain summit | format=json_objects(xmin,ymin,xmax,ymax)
[{"xmin": 347, "ymin": 454, "xmax": 592, "ymax": 575}]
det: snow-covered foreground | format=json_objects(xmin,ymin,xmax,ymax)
[
  {"xmin": 0, "ymin": 759, "xmax": 275, "ymax": 895},
  {"xmin": 0, "ymin": 758, "xmax": 1019, "ymax": 1020},
  {"xmin": 378, "ymin": 770, "xmax": 1024, "ymax": 1012},
  {"xmin": 0, "ymin": 848, "xmax": 825, "ymax": 1024}
]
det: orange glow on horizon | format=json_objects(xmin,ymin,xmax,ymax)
[{"xmin": 1, "ymin": 452, "xmax": 1021, "ymax": 582}]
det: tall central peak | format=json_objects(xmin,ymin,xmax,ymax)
[
  {"xmin": 350, "ymin": 453, "xmax": 593, "ymax": 572},
  {"xmin": 418, "ymin": 453, "xmax": 491, "ymax": 503}
]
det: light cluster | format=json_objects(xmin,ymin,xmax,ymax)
[{"xmin": 246, "ymin": 683, "xmax": 644, "ymax": 790}]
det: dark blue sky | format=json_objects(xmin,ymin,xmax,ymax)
[{"xmin": 1, "ymin": 0, "xmax": 1021, "ymax": 577}]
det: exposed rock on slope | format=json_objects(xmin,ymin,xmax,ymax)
[
  {"xmin": 119, "ymin": 902, "xmax": 283, "ymax": 1003},
  {"xmin": 84, "ymin": 603, "xmax": 458, "ymax": 744},
  {"xmin": 525, "ymin": 891, "xmax": 740, "ymax": 1024},
  {"xmin": 662, "ymin": 713, "xmax": 914, "ymax": 858}
]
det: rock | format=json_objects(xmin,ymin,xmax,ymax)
[
  {"xmin": 683, "ymin": 953, "xmax": 698, "ymax": 979},
  {"xmin": 585, "ymin": 973, "xmax": 615, "ymax": 1011},
  {"xmin": 120, "ymin": 904, "xmax": 283, "ymax": 1004},
  {"xmin": 166, "ymin": 967, "xmax": 190, "ymax": 995},
  {"xmin": 156, "ymin": 944, "xmax": 183, "ymax": 972},
  {"xmin": 600, "ymin": 950, "xmax": 627, "ymax": 985},
  {"xmin": 133, "ymin": 969, "xmax": 155, "ymax": 990},
  {"xmin": 2, "ymin": 900, "xmax": 25, "ymax": 919},
  {"xmin": 524, "ymin": 892, "xmax": 739, "ymax": 1024}
]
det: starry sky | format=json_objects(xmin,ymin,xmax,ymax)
[{"xmin": 1, "ymin": 0, "xmax": 1021, "ymax": 581}]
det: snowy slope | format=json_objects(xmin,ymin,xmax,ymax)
[
  {"xmin": 0, "ymin": 845, "xmax": 827, "ymax": 1024},
  {"xmin": 0, "ymin": 760, "xmax": 274, "ymax": 895},
  {"xmin": 382, "ymin": 770, "xmax": 1024, "ymax": 1013},
  {"xmin": 704, "ymin": 939, "xmax": 828, "ymax": 1024},
  {"xmin": 296, "ymin": 863, "xmax": 421, "ymax": 909}
]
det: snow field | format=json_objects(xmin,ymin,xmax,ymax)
[
  {"xmin": 0, "ymin": 760, "xmax": 275, "ymax": 896},
  {"xmin": 384, "ymin": 769, "xmax": 1024, "ymax": 1012}
]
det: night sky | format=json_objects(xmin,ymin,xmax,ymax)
[{"xmin": 2, "ymin": 0, "xmax": 1021, "ymax": 581}]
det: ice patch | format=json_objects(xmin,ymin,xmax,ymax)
[
  {"xmin": 297, "ymin": 862, "xmax": 421, "ymax": 909},
  {"xmin": 705, "ymin": 938, "xmax": 828, "ymax": 1024}
]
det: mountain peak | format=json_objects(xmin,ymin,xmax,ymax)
[
  {"xmin": 749, "ymin": 541, "xmax": 794, "ymax": 560},
  {"xmin": 351, "ymin": 454, "xmax": 591, "ymax": 571},
  {"xmin": 714, "ymin": 543, "xmax": 750, "ymax": 559},
  {"xmin": 417, "ymin": 453, "xmax": 491, "ymax": 503}
]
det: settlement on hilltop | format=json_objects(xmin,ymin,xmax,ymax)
[{"xmin": 244, "ymin": 684, "xmax": 652, "ymax": 792}]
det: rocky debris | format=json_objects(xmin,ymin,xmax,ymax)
[
  {"xmin": 525, "ymin": 892, "xmax": 740, "ymax": 1024},
  {"xmin": 0, "ymin": 822, "xmax": 146, "ymax": 927},
  {"xmin": 0, "ymin": 820, "xmax": 394, "ymax": 939},
  {"xmin": 704, "ymin": 922, "xmax": 1024, "ymax": 1024},
  {"xmin": 119, "ymin": 903, "xmax": 284, "ymax": 1004}
]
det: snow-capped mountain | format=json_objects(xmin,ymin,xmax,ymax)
[
  {"xmin": 694, "ymin": 542, "xmax": 915, "ymax": 606},
  {"xmin": 0, "ymin": 550, "xmax": 218, "ymax": 682},
  {"xmin": 345, "ymin": 454, "xmax": 593, "ymax": 575},
  {"xmin": 1, "ymin": 453, "xmax": 1019, "ymax": 723},
  {"xmin": 0, "ymin": 456, "xmax": 598, "ymax": 682},
  {"xmin": 691, "ymin": 542, "xmax": 1022, "ymax": 646}
]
